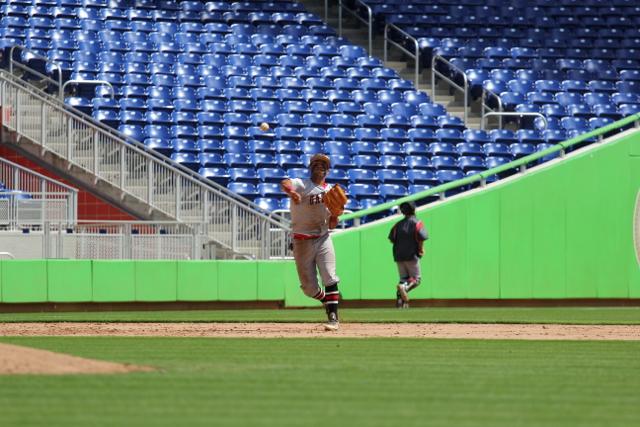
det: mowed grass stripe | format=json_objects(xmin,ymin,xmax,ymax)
[
  {"xmin": 0, "ymin": 307, "xmax": 639, "ymax": 324},
  {"xmin": 0, "ymin": 337, "xmax": 638, "ymax": 427}
]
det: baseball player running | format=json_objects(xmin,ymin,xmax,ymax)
[
  {"xmin": 280, "ymin": 153, "xmax": 344, "ymax": 331},
  {"xmin": 388, "ymin": 201, "xmax": 428, "ymax": 308}
]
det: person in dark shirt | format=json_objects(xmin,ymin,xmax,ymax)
[{"xmin": 388, "ymin": 201, "xmax": 428, "ymax": 308}]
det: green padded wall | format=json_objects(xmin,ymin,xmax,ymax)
[
  {"xmin": 47, "ymin": 260, "xmax": 92, "ymax": 302},
  {"xmin": 257, "ymin": 261, "xmax": 286, "ymax": 301},
  {"xmin": 1, "ymin": 260, "xmax": 47, "ymax": 302},
  {"xmin": 92, "ymin": 260, "xmax": 135, "ymax": 302},
  {"xmin": 218, "ymin": 261, "xmax": 257, "ymax": 300},
  {"xmin": 333, "ymin": 230, "xmax": 361, "ymax": 300},
  {"xmin": 283, "ymin": 260, "xmax": 318, "ymax": 307},
  {"xmin": 177, "ymin": 261, "xmax": 218, "ymax": 301},
  {"xmin": 135, "ymin": 261, "xmax": 177, "ymax": 301}
]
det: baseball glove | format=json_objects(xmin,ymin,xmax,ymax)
[{"xmin": 324, "ymin": 184, "xmax": 348, "ymax": 217}]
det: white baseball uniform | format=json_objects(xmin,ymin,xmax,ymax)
[{"xmin": 288, "ymin": 178, "xmax": 339, "ymax": 299}]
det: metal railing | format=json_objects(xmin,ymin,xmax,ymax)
[
  {"xmin": 384, "ymin": 23, "xmax": 420, "ymax": 87},
  {"xmin": 482, "ymin": 88, "xmax": 504, "ymax": 129},
  {"xmin": 61, "ymin": 80, "xmax": 114, "ymax": 100},
  {"xmin": 338, "ymin": 0, "xmax": 373, "ymax": 53},
  {"xmin": 340, "ymin": 114, "xmax": 640, "ymax": 223},
  {"xmin": 431, "ymin": 54, "xmax": 469, "ymax": 124},
  {"xmin": 0, "ymin": 156, "xmax": 77, "ymax": 229},
  {"xmin": 0, "ymin": 68, "xmax": 291, "ymax": 259},
  {"xmin": 37, "ymin": 221, "xmax": 205, "ymax": 259}
]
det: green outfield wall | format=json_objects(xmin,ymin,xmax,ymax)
[
  {"xmin": 0, "ymin": 130, "xmax": 638, "ymax": 306},
  {"xmin": 331, "ymin": 128, "xmax": 640, "ymax": 305}
]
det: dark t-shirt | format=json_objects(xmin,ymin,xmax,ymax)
[{"xmin": 388, "ymin": 215, "xmax": 429, "ymax": 262}]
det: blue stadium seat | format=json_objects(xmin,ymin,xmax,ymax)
[
  {"xmin": 257, "ymin": 182, "xmax": 281, "ymax": 197},
  {"xmin": 454, "ymin": 141, "xmax": 482, "ymax": 156},
  {"xmin": 228, "ymin": 167, "xmax": 258, "ymax": 184},
  {"xmin": 227, "ymin": 182, "xmax": 259, "ymax": 199},
  {"xmin": 377, "ymin": 169, "xmax": 407, "ymax": 185},
  {"xmin": 483, "ymin": 142, "xmax": 512, "ymax": 158},
  {"xmin": 327, "ymin": 169, "xmax": 349, "ymax": 186},
  {"xmin": 541, "ymin": 129, "xmax": 567, "ymax": 144},
  {"xmin": 379, "ymin": 184, "xmax": 408, "ymax": 200},
  {"xmin": 276, "ymin": 153, "xmax": 302, "ymax": 169},
  {"xmin": 406, "ymin": 156, "xmax": 433, "ymax": 170},
  {"xmin": 348, "ymin": 168, "xmax": 377, "ymax": 183},
  {"xmin": 589, "ymin": 117, "xmax": 615, "ymax": 131},
  {"xmin": 353, "ymin": 154, "xmax": 381, "ymax": 170},
  {"xmin": 254, "ymin": 197, "xmax": 282, "ymax": 212},
  {"xmin": 348, "ymin": 183, "xmax": 379, "ymax": 199},
  {"xmin": 325, "ymin": 140, "xmax": 351, "ymax": 156},
  {"xmin": 619, "ymin": 104, "xmax": 640, "ymax": 117},
  {"xmin": 435, "ymin": 169, "xmax": 465, "ymax": 183},
  {"xmin": 431, "ymin": 156, "xmax": 459, "ymax": 170},
  {"xmin": 458, "ymin": 156, "xmax": 485, "ymax": 172},
  {"xmin": 171, "ymin": 152, "xmax": 200, "ymax": 171},
  {"xmin": 351, "ymin": 141, "xmax": 378, "ymax": 155},
  {"xmin": 509, "ymin": 143, "xmax": 536, "ymax": 159}
]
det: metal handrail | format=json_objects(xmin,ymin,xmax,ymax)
[
  {"xmin": 340, "ymin": 113, "xmax": 640, "ymax": 222},
  {"xmin": 431, "ymin": 54, "xmax": 468, "ymax": 123},
  {"xmin": 482, "ymin": 88, "xmax": 504, "ymax": 129},
  {"xmin": 338, "ymin": 0, "xmax": 373, "ymax": 53},
  {"xmin": 0, "ymin": 156, "xmax": 78, "ymax": 224},
  {"xmin": 481, "ymin": 112, "xmax": 548, "ymax": 130},
  {"xmin": 0, "ymin": 156, "xmax": 78, "ymax": 194},
  {"xmin": 384, "ymin": 23, "xmax": 420, "ymax": 87},
  {"xmin": 61, "ymin": 80, "xmax": 114, "ymax": 99},
  {"xmin": 0, "ymin": 252, "xmax": 15, "ymax": 259},
  {"xmin": 9, "ymin": 45, "xmax": 62, "ymax": 97}
]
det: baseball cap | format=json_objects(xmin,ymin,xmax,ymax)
[{"xmin": 308, "ymin": 153, "xmax": 331, "ymax": 169}]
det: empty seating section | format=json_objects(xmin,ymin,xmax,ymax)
[
  {"xmin": 2, "ymin": 0, "xmax": 620, "ymax": 218},
  {"xmin": 362, "ymin": 0, "xmax": 640, "ymax": 130}
]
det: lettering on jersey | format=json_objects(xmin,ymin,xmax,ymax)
[{"xmin": 309, "ymin": 193, "xmax": 325, "ymax": 205}]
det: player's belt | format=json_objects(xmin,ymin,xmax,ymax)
[{"xmin": 293, "ymin": 233, "xmax": 322, "ymax": 240}]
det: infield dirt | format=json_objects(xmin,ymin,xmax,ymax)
[
  {"xmin": 1, "ymin": 322, "xmax": 639, "ymax": 340},
  {"xmin": 0, "ymin": 342, "xmax": 153, "ymax": 375}
]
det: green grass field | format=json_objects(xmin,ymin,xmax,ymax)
[
  {"xmin": 0, "ymin": 307, "xmax": 639, "ymax": 324},
  {"xmin": 1, "ymin": 308, "xmax": 639, "ymax": 426},
  {"xmin": 0, "ymin": 337, "xmax": 638, "ymax": 427}
]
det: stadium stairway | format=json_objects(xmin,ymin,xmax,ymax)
[
  {"xmin": 300, "ymin": 0, "xmax": 484, "ymax": 130},
  {"xmin": 0, "ymin": 69, "xmax": 289, "ymax": 260}
]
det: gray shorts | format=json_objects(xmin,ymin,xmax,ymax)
[
  {"xmin": 396, "ymin": 259, "xmax": 421, "ymax": 282},
  {"xmin": 293, "ymin": 233, "xmax": 339, "ymax": 298}
]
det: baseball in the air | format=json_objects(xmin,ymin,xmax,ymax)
[{"xmin": 259, "ymin": 122, "xmax": 270, "ymax": 132}]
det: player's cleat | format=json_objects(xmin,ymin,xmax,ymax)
[
  {"xmin": 402, "ymin": 302, "xmax": 410, "ymax": 309},
  {"xmin": 324, "ymin": 311, "xmax": 339, "ymax": 331},
  {"xmin": 397, "ymin": 283, "xmax": 409, "ymax": 302}
]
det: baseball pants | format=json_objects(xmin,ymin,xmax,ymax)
[
  {"xmin": 292, "ymin": 233, "xmax": 339, "ymax": 299},
  {"xmin": 396, "ymin": 259, "xmax": 421, "ymax": 283}
]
